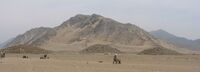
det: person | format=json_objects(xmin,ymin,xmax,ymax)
[
  {"xmin": 113, "ymin": 53, "xmax": 121, "ymax": 64},
  {"xmin": 114, "ymin": 54, "xmax": 117, "ymax": 59},
  {"xmin": 0, "ymin": 51, "xmax": 5, "ymax": 58},
  {"xmin": 0, "ymin": 51, "xmax": 5, "ymax": 63}
]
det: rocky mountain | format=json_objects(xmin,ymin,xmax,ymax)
[
  {"xmin": 150, "ymin": 29, "xmax": 200, "ymax": 51},
  {"xmin": 40, "ymin": 14, "xmax": 161, "ymax": 52},
  {"xmin": 4, "ymin": 27, "xmax": 56, "ymax": 48},
  {"xmin": 2, "ymin": 14, "xmax": 190, "ymax": 54}
]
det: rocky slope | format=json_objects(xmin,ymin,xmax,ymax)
[
  {"xmin": 0, "ymin": 38, "xmax": 14, "ymax": 48},
  {"xmin": 4, "ymin": 27, "xmax": 56, "ymax": 48},
  {"xmin": 40, "ymin": 14, "xmax": 160, "ymax": 52}
]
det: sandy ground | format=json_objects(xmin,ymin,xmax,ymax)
[{"xmin": 0, "ymin": 53, "xmax": 200, "ymax": 72}]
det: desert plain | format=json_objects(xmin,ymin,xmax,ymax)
[{"xmin": 0, "ymin": 53, "xmax": 199, "ymax": 72}]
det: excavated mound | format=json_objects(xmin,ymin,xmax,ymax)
[
  {"xmin": 80, "ymin": 44, "xmax": 121, "ymax": 53},
  {"xmin": 0, "ymin": 45, "xmax": 52, "ymax": 54},
  {"xmin": 138, "ymin": 46, "xmax": 182, "ymax": 55}
]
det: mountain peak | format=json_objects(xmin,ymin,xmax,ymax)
[
  {"xmin": 154, "ymin": 29, "xmax": 168, "ymax": 33},
  {"xmin": 74, "ymin": 14, "xmax": 89, "ymax": 17},
  {"xmin": 91, "ymin": 14, "xmax": 103, "ymax": 18},
  {"xmin": 54, "ymin": 14, "xmax": 157, "ymax": 46},
  {"xmin": 74, "ymin": 13, "xmax": 102, "ymax": 18},
  {"xmin": 72, "ymin": 14, "xmax": 103, "ymax": 20},
  {"xmin": 58, "ymin": 14, "xmax": 104, "ymax": 28}
]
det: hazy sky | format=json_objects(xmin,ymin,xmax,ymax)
[{"xmin": 0, "ymin": 0, "xmax": 200, "ymax": 43}]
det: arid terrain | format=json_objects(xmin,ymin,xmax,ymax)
[
  {"xmin": 0, "ymin": 53, "xmax": 199, "ymax": 72},
  {"xmin": 0, "ymin": 14, "xmax": 200, "ymax": 72},
  {"xmin": 1, "ymin": 0, "xmax": 200, "ymax": 72}
]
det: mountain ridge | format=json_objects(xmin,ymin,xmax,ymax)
[
  {"xmin": 1, "ymin": 14, "xmax": 193, "ymax": 54},
  {"xmin": 150, "ymin": 29, "xmax": 200, "ymax": 51},
  {"xmin": 3, "ymin": 27, "xmax": 56, "ymax": 48}
]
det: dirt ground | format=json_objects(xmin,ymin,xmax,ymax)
[{"xmin": 0, "ymin": 53, "xmax": 200, "ymax": 72}]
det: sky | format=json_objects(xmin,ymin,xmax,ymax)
[{"xmin": 0, "ymin": 0, "xmax": 200, "ymax": 43}]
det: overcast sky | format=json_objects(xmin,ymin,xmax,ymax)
[{"xmin": 0, "ymin": 0, "xmax": 200, "ymax": 43}]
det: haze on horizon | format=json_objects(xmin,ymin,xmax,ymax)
[{"xmin": 0, "ymin": 0, "xmax": 200, "ymax": 44}]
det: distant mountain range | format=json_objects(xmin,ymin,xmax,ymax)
[
  {"xmin": 0, "ymin": 14, "xmax": 196, "ymax": 54},
  {"xmin": 0, "ymin": 38, "xmax": 14, "ymax": 49},
  {"xmin": 150, "ymin": 29, "xmax": 200, "ymax": 51}
]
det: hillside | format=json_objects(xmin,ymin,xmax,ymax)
[
  {"xmin": 0, "ymin": 45, "xmax": 51, "ymax": 54},
  {"xmin": 80, "ymin": 44, "xmax": 121, "ymax": 53},
  {"xmin": 40, "ymin": 14, "xmax": 160, "ymax": 52},
  {"xmin": 0, "ymin": 38, "xmax": 14, "ymax": 48},
  {"xmin": 4, "ymin": 27, "xmax": 56, "ymax": 48},
  {"xmin": 138, "ymin": 46, "xmax": 181, "ymax": 55}
]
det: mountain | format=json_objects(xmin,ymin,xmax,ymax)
[
  {"xmin": 4, "ymin": 27, "xmax": 56, "ymax": 48},
  {"xmin": 194, "ymin": 39, "xmax": 200, "ymax": 44},
  {"xmin": 2, "ymin": 14, "xmax": 189, "ymax": 54},
  {"xmin": 0, "ymin": 38, "xmax": 15, "ymax": 49},
  {"xmin": 0, "ymin": 44, "xmax": 3, "ymax": 48},
  {"xmin": 150, "ymin": 29, "xmax": 200, "ymax": 51}
]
